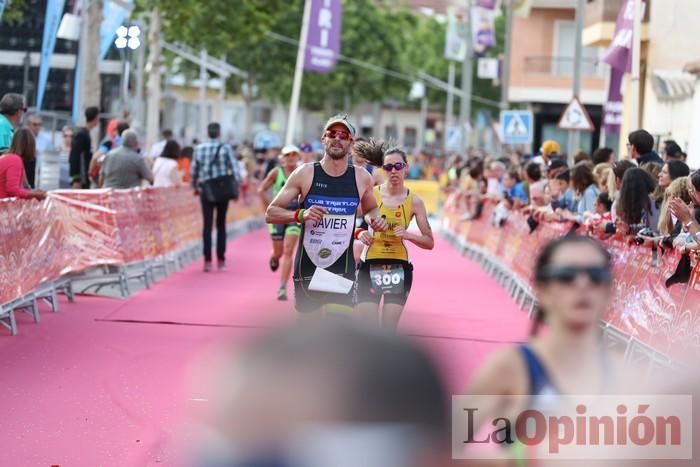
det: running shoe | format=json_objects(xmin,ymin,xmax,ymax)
[
  {"xmin": 203, "ymin": 261, "xmax": 212, "ymax": 272},
  {"xmin": 217, "ymin": 260, "xmax": 227, "ymax": 270},
  {"xmin": 269, "ymin": 257, "xmax": 280, "ymax": 272},
  {"xmin": 277, "ymin": 286, "xmax": 287, "ymax": 301}
]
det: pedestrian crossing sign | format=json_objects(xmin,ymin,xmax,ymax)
[{"xmin": 500, "ymin": 110, "xmax": 533, "ymax": 144}]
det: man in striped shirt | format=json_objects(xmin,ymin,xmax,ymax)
[{"xmin": 191, "ymin": 122, "xmax": 238, "ymax": 272}]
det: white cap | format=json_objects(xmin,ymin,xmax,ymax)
[{"xmin": 281, "ymin": 144, "xmax": 301, "ymax": 156}]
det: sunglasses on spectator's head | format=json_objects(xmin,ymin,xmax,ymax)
[
  {"xmin": 383, "ymin": 162, "xmax": 407, "ymax": 172},
  {"xmin": 536, "ymin": 265, "xmax": 611, "ymax": 285},
  {"xmin": 324, "ymin": 129, "xmax": 352, "ymax": 141}
]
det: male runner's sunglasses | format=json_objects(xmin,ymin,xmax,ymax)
[
  {"xmin": 324, "ymin": 129, "xmax": 352, "ymax": 141},
  {"xmin": 383, "ymin": 162, "xmax": 407, "ymax": 172},
  {"xmin": 536, "ymin": 265, "xmax": 611, "ymax": 285}
]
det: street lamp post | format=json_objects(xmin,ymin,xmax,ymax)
[{"xmin": 115, "ymin": 24, "xmax": 142, "ymax": 115}]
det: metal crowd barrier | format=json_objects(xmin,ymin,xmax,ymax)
[
  {"xmin": 439, "ymin": 225, "xmax": 686, "ymax": 380},
  {"xmin": 0, "ymin": 187, "xmax": 264, "ymax": 336}
]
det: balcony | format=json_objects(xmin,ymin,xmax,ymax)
[
  {"xmin": 524, "ymin": 56, "xmax": 605, "ymax": 77},
  {"xmin": 583, "ymin": 0, "xmax": 651, "ymax": 47}
]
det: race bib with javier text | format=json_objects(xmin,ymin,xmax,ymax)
[{"xmin": 303, "ymin": 195, "xmax": 359, "ymax": 268}]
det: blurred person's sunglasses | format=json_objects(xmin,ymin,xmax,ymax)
[
  {"xmin": 300, "ymin": 144, "xmax": 313, "ymax": 152},
  {"xmin": 383, "ymin": 162, "xmax": 407, "ymax": 172},
  {"xmin": 537, "ymin": 265, "xmax": 611, "ymax": 285},
  {"xmin": 324, "ymin": 129, "xmax": 352, "ymax": 141}
]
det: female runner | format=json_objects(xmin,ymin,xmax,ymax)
[{"xmin": 353, "ymin": 139, "xmax": 433, "ymax": 329}]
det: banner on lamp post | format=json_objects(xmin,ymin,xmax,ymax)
[
  {"xmin": 304, "ymin": 0, "xmax": 342, "ymax": 73},
  {"xmin": 471, "ymin": 6, "xmax": 497, "ymax": 58},
  {"xmin": 475, "ymin": 0, "xmax": 500, "ymax": 9},
  {"xmin": 602, "ymin": 0, "xmax": 647, "ymax": 72},
  {"xmin": 444, "ymin": 6, "xmax": 468, "ymax": 62},
  {"xmin": 37, "ymin": 0, "xmax": 67, "ymax": 111},
  {"xmin": 603, "ymin": 67, "xmax": 624, "ymax": 135},
  {"xmin": 99, "ymin": 0, "xmax": 133, "ymax": 60}
]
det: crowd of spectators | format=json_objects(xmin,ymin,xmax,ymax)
[{"xmin": 446, "ymin": 129, "xmax": 700, "ymax": 258}]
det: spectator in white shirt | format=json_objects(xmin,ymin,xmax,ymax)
[
  {"xmin": 153, "ymin": 140, "xmax": 185, "ymax": 187},
  {"xmin": 149, "ymin": 129, "xmax": 173, "ymax": 159}
]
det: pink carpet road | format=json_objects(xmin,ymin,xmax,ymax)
[{"xmin": 0, "ymin": 228, "xmax": 528, "ymax": 466}]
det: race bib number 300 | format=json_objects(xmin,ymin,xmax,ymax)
[{"xmin": 369, "ymin": 264, "xmax": 405, "ymax": 295}]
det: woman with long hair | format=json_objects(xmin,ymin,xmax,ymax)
[
  {"xmin": 669, "ymin": 170, "xmax": 700, "ymax": 253},
  {"xmin": 466, "ymin": 235, "xmax": 617, "ymax": 460},
  {"xmin": 615, "ymin": 167, "xmax": 658, "ymax": 235},
  {"xmin": 656, "ymin": 160, "xmax": 690, "ymax": 202},
  {"xmin": 558, "ymin": 162, "xmax": 599, "ymax": 224},
  {"xmin": 0, "ymin": 129, "xmax": 46, "ymax": 200},
  {"xmin": 592, "ymin": 162, "xmax": 612, "ymax": 194},
  {"xmin": 636, "ymin": 162, "xmax": 691, "ymax": 248},
  {"xmin": 353, "ymin": 139, "xmax": 434, "ymax": 329},
  {"xmin": 153, "ymin": 140, "xmax": 185, "ymax": 187},
  {"xmin": 351, "ymin": 138, "xmax": 384, "ymax": 264},
  {"xmin": 467, "ymin": 235, "xmax": 612, "ymax": 436},
  {"xmin": 606, "ymin": 159, "xmax": 635, "ymax": 205},
  {"xmin": 640, "ymin": 176, "xmax": 695, "ymax": 253}
]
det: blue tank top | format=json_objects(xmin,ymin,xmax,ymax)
[
  {"xmin": 519, "ymin": 345, "xmax": 558, "ymax": 396},
  {"xmin": 294, "ymin": 162, "xmax": 360, "ymax": 281}
]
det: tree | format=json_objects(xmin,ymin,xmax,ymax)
[
  {"xmin": 1, "ymin": 0, "xmax": 27, "ymax": 24},
  {"xmin": 137, "ymin": 0, "xmax": 504, "ymax": 119}
]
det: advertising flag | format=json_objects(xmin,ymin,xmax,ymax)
[{"xmin": 304, "ymin": 0, "xmax": 342, "ymax": 73}]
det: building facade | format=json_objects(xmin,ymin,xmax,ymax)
[{"xmin": 508, "ymin": 0, "xmax": 607, "ymax": 154}]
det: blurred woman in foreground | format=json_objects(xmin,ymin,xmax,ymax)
[{"xmin": 464, "ymin": 235, "xmax": 623, "ymax": 464}]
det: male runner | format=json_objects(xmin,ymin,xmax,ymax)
[
  {"xmin": 266, "ymin": 114, "xmax": 388, "ymax": 315},
  {"xmin": 258, "ymin": 144, "xmax": 302, "ymax": 300}
]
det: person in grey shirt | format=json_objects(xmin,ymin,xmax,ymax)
[{"xmin": 99, "ymin": 129, "xmax": 154, "ymax": 189}]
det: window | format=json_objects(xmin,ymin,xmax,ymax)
[
  {"xmin": 253, "ymin": 106, "xmax": 272, "ymax": 125},
  {"xmin": 404, "ymin": 127, "xmax": 417, "ymax": 149},
  {"xmin": 553, "ymin": 21, "xmax": 600, "ymax": 77}
]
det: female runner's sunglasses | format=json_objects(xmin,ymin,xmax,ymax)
[
  {"xmin": 536, "ymin": 265, "xmax": 611, "ymax": 285},
  {"xmin": 324, "ymin": 129, "xmax": 352, "ymax": 141},
  {"xmin": 382, "ymin": 162, "xmax": 407, "ymax": 172}
]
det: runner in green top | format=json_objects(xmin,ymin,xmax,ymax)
[{"xmin": 258, "ymin": 145, "xmax": 302, "ymax": 300}]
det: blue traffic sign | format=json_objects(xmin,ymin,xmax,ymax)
[
  {"xmin": 254, "ymin": 131, "xmax": 282, "ymax": 150},
  {"xmin": 500, "ymin": 110, "xmax": 534, "ymax": 145}
]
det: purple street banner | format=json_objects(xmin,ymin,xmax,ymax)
[
  {"xmin": 471, "ymin": 6, "xmax": 496, "ymax": 58},
  {"xmin": 602, "ymin": 0, "xmax": 647, "ymax": 72},
  {"xmin": 475, "ymin": 0, "xmax": 500, "ymax": 10},
  {"xmin": 603, "ymin": 66, "xmax": 624, "ymax": 135},
  {"xmin": 304, "ymin": 0, "xmax": 342, "ymax": 73}
]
